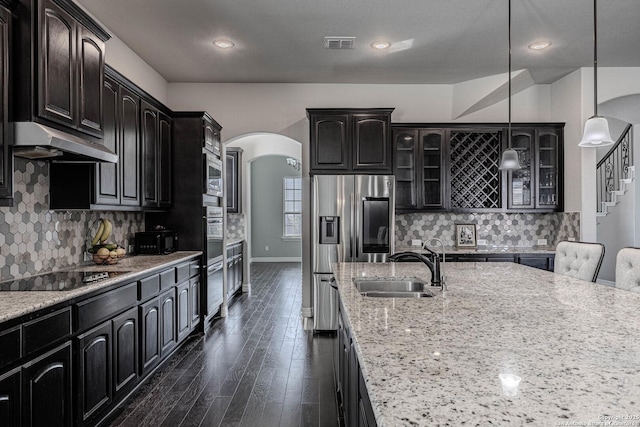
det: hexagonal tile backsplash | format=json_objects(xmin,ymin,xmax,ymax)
[
  {"xmin": 0, "ymin": 159, "xmax": 144, "ymax": 281},
  {"xmin": 226, "ymin": 213, "xmax": 245, "ymax": 240},
  {"xmin": 395, "ymin": 212, "xmax": 580, "ymax": 248}
]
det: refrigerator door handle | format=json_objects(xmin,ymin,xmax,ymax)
[{"xmin": 350, "ymin": 192, "xmax": 355, "ymax": 260}]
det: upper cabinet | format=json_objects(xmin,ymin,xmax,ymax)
[
  {"xmin": 307, "ymin": 108, "xmax": 394, "ymax": 174},
  {"xmin": 15, "ymin": 0, "xmax": 109, "ymax": 138},
  {"xmin": 393, "ymin": 123, "xmax": 564, "ymax": 213},
  {"xmin": 0, "ymin": 3, "xmax": 12, "ymax": 207},
  {"xmin": 226, "ymin": 147, "xmax": 242, "ymax": 214}
]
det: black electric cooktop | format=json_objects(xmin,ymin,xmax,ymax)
[{"xmin": 0, "ymin": 270, "xmax": 131, "ymax": 291}]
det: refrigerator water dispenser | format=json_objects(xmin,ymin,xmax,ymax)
[{"xmin": 319, "ymin": 216, "xmax": 340, "ymax": 244}]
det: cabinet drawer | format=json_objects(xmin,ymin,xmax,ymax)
[
  {"xmin": 139, "ymin": 274, "xmax": 160, "ymax": 301},
  {"xmin": 160, "ymin": 268, "xmax": 176, "ymax": 291},
  {"xmin": 176, "ymin": 262, "xmax": 190, "ymax": 284},
  {"xmin": 233, "ymin": 244, "xmax": 242, "ymax": 256},
  {"xmin": 77, "ymin": 283, "xmax": 137, "ymax": 332},
  {"xmin": 0, "ymin": 327, "xmax": 21, "ymax": 368},
  {"xmin": 188, "ymin": 260, "xmax": 200, "ymax": 279},
  {"xmin": 23, "ymin": 307, "xmax": 72, "ymax": 357}
]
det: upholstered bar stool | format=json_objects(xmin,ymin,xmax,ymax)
[
  {"xmin": 615, "ymin": 248, "xmax": 640, "ymax": 293},
  {"xmin": 553, "ymin": 241, "xmax": 605, "ymax": 282}
]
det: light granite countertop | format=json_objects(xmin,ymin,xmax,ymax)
[
  {"xmin": 333, "ymin": 261, "xmax": 640, "ymax": 426},
  {"xmin": 0, "ymin": 251, "xmax": 202, "ymax": 324},
  {"xmin": 396, "ymin": 245, "xmax": 556, "ymax": 254}
]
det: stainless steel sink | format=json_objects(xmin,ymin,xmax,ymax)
[{"xmin": 353, "ymin": 278, "xmax": 434, "ymax": 298}]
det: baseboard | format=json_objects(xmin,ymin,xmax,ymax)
[
  {"xmin": 242, "ymin": 282, "xmax": 251, "ymax": 292},
  {"xmin": 301, "ymin": 306, "xmax": 313, "ymax": 318},
  {"xmin": 251, "ymin": 257, "xmax": 302, "ymax": 262}
]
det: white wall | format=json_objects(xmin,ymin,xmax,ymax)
[{"xmin": 104, "ymin": 36, "xmax": 169, "ymax": 105}]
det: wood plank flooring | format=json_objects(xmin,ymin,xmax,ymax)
[{"xmin": 107, "ymin": 262, "xmax": 339, "ymax": 427}]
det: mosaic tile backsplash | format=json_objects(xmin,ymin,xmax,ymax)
[
  {"xmin": 396, "ymin": 212, "xmax": 580, "ymax": 248},
  {"xmin": 0, "ymin": 159, "xmax": 144, "ymax": 281},
  {"xmin": 226, "ymin": 213, "xmax": 245, "ymax": 240}
]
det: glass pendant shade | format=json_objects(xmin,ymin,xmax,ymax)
[
  {"xmin": 578, "ymin": 116, "xmax": 614, "ymax": 148},
  {"xmin": 499, "ymin": 148, "xmax": 521, "ymax": 170}
]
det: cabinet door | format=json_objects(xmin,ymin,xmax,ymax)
[
  {"xmin": 77, "ymin": 25, "xmax": 104, "ymax": 136},
  {"xmin": 536, "ymin": 128, "xmax": 562, "ymax": 210},
  {"xmin": 419, "ymin": 129, "xmax": 446, "ymax": 209},
  {"xmin": 160, "ymin": 289, "xmax": 177, "ymax": 355},
  {"xmin": 352, "ymin": 114, "xmax": 392, "ymax": 172},
  {"xmin": 226, "ymin": 150, "xmax": 242, "ymax": 213},
  {"xmin": 139, "ymin": 298, "xmax": 160, "ymax": 375},
  {"xmin": 190, "ymin": 276, "xmax": 200, "ymax": 329},
  {"xmin": 348, "ymin": 341, "xmax": 359, "ymax": 427},
  {"xmin": 506, "ymin": 128, "xmax": 535, "ymax": 210},
  {"xmin": 0, "ymin": 6, "xmax": 11, "ymax": 205},
  {"xmin": 0, "ymin": 368, "xmax": 21, "ymax": 427},
  {"xmin": 393, "ymin": 129, "xmax": 419, "ymax": 210},
  {"xmin": 23, "ymin": 342, "xmax": 72, "ymax": 427},
  {"xmin": 141, "ymin": 101, "xmax": 159, "ymax": 208},
  {"xmin": 310, "ymin": 114, "xmax": 349, "ymax": 171},
  {"xmin": 112, "ymin": 307, "xmax": 138, "ymax": 394},
  {"xmin": 38, "ymin": 0, "xmax": 76, "ymax": 127},
  {"xmin": 177, "ymin": 282, "xmax": 190, "ymax": 341},
  {"xmin": 226, "ymin": 260, "xmax": 235, "ymax": 298},
  {"xmin": 518, "ymin": 256, "xmax": 551, "ymax": 271},
  {"xmin": 119, "ymin": 87, "xmax": 141, "ymax": 206},
  {"xmin": 203, "ymin": 119, "xmax": 221, "ymax": 156},
  {"xmin": 77, "ymin": 322, "xmax": 111, "ymax": 423},
  {"xmin": 158, "ymin": 112, "xmax": 172, "ymax": 208},
  {"xmin": 95, "ymin": 76, "xmax": 120, "ymax": 205}
]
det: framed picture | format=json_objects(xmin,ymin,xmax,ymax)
[{"xmin": 456, "ymin": 223, "xmax": 477, "ymax": 247}]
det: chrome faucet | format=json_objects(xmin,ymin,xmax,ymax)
[{"xmin": 388, "ymin": 251, "xmax": 442, "ymax": 287}]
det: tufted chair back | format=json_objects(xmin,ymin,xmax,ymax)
[
  {"xmin": 553, "ymin": 241, "xmax": 605, "ymax": 282},
  {"xmin": 615, "ymin": 248, "xmax": 640, "ymax": 293}
]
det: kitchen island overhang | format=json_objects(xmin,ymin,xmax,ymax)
[{"xmin": 333, "ymin": 261, "xmax": 640, "ymax": 426}]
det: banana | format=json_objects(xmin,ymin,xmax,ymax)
[
  {"xmin": 100, "ymin": 219, "xmax": 113, "ymax": 243},
  {"xmin": 91, "ymin": 220, "xmax": 105, "ymax": 246}
]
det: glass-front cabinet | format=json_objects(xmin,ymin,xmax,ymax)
[
  {"xmin": 393, "ymin": 129, "xmax": 418, "ymax": 210},
  {"xmin": 420, "ymin": 129, "xmax": 445, "ymax": 209},
  {"xmin": 536, "ymin": 128, "xmax": 562, "ymax": 210},
  {"xmin": 505, "ymin": 125, "xmax": 563, "ymax": 212}
]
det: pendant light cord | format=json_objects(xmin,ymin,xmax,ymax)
[
  {"xmin": 508, "ymin": 0, "xmax": 512, "ymax": 145},
  {"xmin": 593, "ymin": 0, "xmax": 598, "ymax": 116}
]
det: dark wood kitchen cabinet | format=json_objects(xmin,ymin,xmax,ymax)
[
  {"xmin": 0, "ymin": 368, "xmax": 21, "ymax": 427},
  {"xmin": 393, "ymin": 127, "xmax": 447, "ymax": 211},
  {"xmin": 119, "ymin": 85, "xmax": 142, "ymax": 207},
  {"xmin": 159, "ymin": 288, "xmax": 177, "ymax": 356},
  {"xmin": 307, "ymin": 108, "xmax": 394, "ymax": 174},
  {"xmin": 111, "ymin": 307, "xmax": 138, "ymax": 395},
  {"xmin": 226, "ymin": 147, "xmax": 242, "ymax": 213},
  {"xmin": 141, "ymin": 101, "xmax": 159, "ymax": 208},
  {"xmin": 158, "ymin": 112, "xmax": 172, "ymax": 208},
  {"xmin": 77, "ymin": 321, "xmax": 112, "ymax": 424},
  {"xmin": 391, "ymin": 123, "xmax": 564, "ymax": 213},
  {"xmin": 22, "ymin": 342, "xmax": 73, "ymax": 427},
  {"xmin": 15, "ymin": 0, "xmax": 109, "ymax": 137},
  {"xmin": 139, "ymin": 297, "xmax": 160, "ymax": 375},
  {"xmin": 0, "ymin": 3, "xmax": 12, "ymax": 207},
  {"xmin": 177, "ymin": 281, "xmax": 190, "ymax": 341}
]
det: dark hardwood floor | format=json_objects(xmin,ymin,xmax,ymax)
[{"xmin": 107, "ymin": 262, "xmax": 339, "ymax": 427}]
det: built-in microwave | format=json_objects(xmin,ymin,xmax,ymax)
[{"xmin": 204, "ymin": 153, "xmax": 223, "ymax": 197}]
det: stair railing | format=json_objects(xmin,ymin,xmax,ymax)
[{"xmin": 596, "ymin": 123, "xmax": 633, "ymax": 212}]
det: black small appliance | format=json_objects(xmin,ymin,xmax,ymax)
[{"xmin": 135, "ymin": 230, "xmax": 178, "ymax": 254}]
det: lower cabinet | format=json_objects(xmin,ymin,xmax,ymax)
[
  {"xmin": 23, "ymin": 342, "xmax": 73, "ymax": 427},
  {"xmin": 407, "ymin": 252, "xmax": 555, "ymax": 272},
  {"xmin": 112, "ymin": 307, "xmax": 138, "ymax": 394},
  {"xmin": 160, "ymin": 289, "xmax": 177, "ymax": 356},
  {"xmin": 337, "ymin": 303, "xmax": 377, "ymax": 427},
  {"xmin": 0, "ymin": 368, "xmax": 21, "ymax": 427},
  {"xmin": 77, "ymin": 322, "xmax": 112, "ymax": 424},
  {"xmin": 177, "ymin": 281, "xmax": 190, "ymax": 342},
  {"xmin": 140, "ymin": 297, "xmax": 161, "ymax": 375}
]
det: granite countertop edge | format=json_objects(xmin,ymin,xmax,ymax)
[
  {"xmin": 0, "ymin": 251, "xmax": 202, "ymax": 324},
  {"xmin": 395, "ymin": 245, "xmax": 555, "ymax": 254}
]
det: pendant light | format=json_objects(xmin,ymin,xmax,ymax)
[
  {"xmin": 499, "ymin": 0, "xmax": 521, "ymax": 170},
  {"xmin": 578, "ymin": 0, "xmax": 614, "ymax": 148}
]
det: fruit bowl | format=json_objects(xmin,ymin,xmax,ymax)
[{"xmin": 88, "ymin": 244, "xmax": 127, "ymax": 265}]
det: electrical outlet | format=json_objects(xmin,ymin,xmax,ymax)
[
  {"xmin": 537, "ymin": 239, "xmax": 547, "ymax": 246},
  {"xmin": 477, "ymin": 239, "xmax": 487, "ymax": 246},
  {"xmin": 411, "ymin": 239, "xmax": 422, "ymax": 246},
  {"xmin": 128, "ymin": 244, "xmax": 134, "ymax": 253},
  {"xmin": 265, "ymin": 245, "xmax": 269, "ymax": 251},
  {"xmin": 568, "ymin": 237, "xmax": 576, "ymax": 242}
]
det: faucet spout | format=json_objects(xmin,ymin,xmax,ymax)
[{"xmin": 388, "ymin": 252, "xmax": 441, "ymax": 286}]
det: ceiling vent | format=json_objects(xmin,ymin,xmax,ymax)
[{"xmin": 324, "ymin": 36, "xmax": 356, "ymax": 49}]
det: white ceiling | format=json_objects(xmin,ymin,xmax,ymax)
[{"xmin": 76, "ymin": 0, "xmax": 640, "ymax": 85}]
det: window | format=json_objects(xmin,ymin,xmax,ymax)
[{"xmin": 283, "ymin": 177, "xmax": 302, "ymax": 238}]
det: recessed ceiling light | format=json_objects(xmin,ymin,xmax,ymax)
[
  {"xmin": 528, "ymin": 41, "xmax": 551, "ymax": 50},
  {"xmin": 371, "ymin": 41, "xmax": 391, "ymax": 50},
  {"xmin": 213, "ymin": 39, "xmax": 235, "ymax": 49}
]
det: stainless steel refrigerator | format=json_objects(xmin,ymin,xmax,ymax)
[{"xmin": 312, "ymin": 175, "xmax": 395, "ymax": 331}]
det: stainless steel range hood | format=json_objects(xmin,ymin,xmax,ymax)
[{"xmin": 13, "ymin": 122, "xmax": 118, "ymax": 163}]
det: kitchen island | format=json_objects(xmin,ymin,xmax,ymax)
[{"xmin": 333, "ymin": 261, "xmax": 640, "ymax": 426}]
